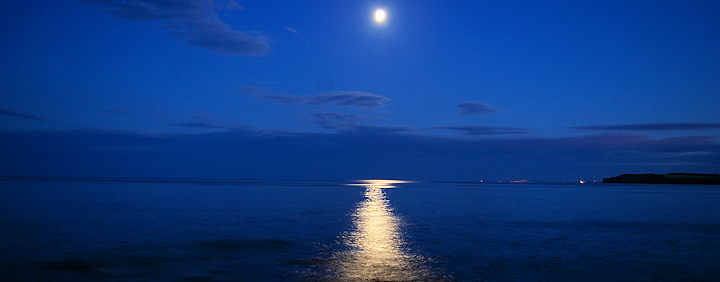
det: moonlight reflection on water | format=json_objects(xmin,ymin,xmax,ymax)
[{"xmin": 328, "ymin": 180, "xmax": 441, "ymax": 281}]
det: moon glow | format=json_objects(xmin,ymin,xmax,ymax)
[{"xmin": 375, "ymin": 9, "xmax": 386, "ymax": 22}]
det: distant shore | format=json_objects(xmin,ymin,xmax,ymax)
[{"xmin": 603, "ymin": 173, "xmax": 720, "ymax": 185}]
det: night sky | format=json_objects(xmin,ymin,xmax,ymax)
[{"xmin": 1, "ymin": 0, "xmax": 719, "ymax": 182}]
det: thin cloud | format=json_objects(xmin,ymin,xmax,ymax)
[
  {"xmin": 3, "ymin": 129, "xmax": 717, "ymax": 182},
  {"xmin": 255, "ymin": 93, "xmax": 305, "ymax": 105},
  {"xmin": 436, "ymin": 125, "xmax": 532, "ymax": 135},
  {"xmin": 309, "ymin": 112, "xmax": 365, "ymax": 130},
  {"xmin": 457, "ymin": 102, "xmax": 498, "ymax": 116},
  {"xmin": 308, "ymin": 112, "xmax": 414, "ymax": 133},
  {"xmin": 240, "ymin": 87, "xmax": 303, "ymax": 104},
  {"xmin": 339, "ymin": 124, "xmax": 416, "ymax": 135},
  {"xmin": 253, "ymin": 90, "xmax": 390, "ymax": 109},
  {"xmin": 168, "ymin": 121, "xmax": 223, "ymax": 129},
  {"xmin": 570, "ymin": 122, "xmax": 720, "ymax": 131},
  {"xmin": 307, "ymin": 92, "xmax": 389, "ymax": 108},
  {"xmin": 641, "ymin": 135, "xmax": 720, "ymax": 153},
  {"xmin": 286, "ymin": 27, "xmax": 298, "ymax": 34},
  {"xmin": 82, "ymin": 0, "xmax": 208, "ymax": 20},
  {"xmin": 216, "ymin": 0, "xmax": 243, "ymax": 10},
  {"xmin": 0, "ymin": 109, "xmax": 47, "ymax": 121},
  {"xmin": 166, "ymin": 115, "xmax": 223, "ymax": 129},
  {"xmin": 83, "ymin": 0, "xmax": 269, "ymax": 56},
  {"xmin": 165, "ymin": 20, "xmax": 269, "ymax": 56}
]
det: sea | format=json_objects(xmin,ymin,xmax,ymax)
[{"xmin": 1, "ymin": 178, "xmax": 719, "ymax": 282}]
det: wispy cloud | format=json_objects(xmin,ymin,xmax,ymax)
[
  {"xmin": 216, "ymin": 0, "xmax": 242, "ymax": 10},
  {"xmin": 309, "ymin": 112, "xmax": 365, "ymax": 130},
  {"xmin": 456, "ymin": 102, "xmax": 498, "ymax": 116},
  {"xmin": 436, "ymin": 125, "xmax": 532, "ymax": 135},
  {"xmin": 570, "ymin": 122, "xmax": 720, "ymax": 131},
  {"xmin": 307, "ymin": 112, "xmax": 416, "ymax": 134},
  {"xmin": 0, "ymin": 109, "xmax": 47, "ymax": 121},
  {"xmin": 166, "ymin": 115, "xmax": 223, "ymax": 129},
  {"xmin": 83, "ymin": 0, "xmax": 269, "ymax": 55},
  {"xmin": 255, "ymin": 93, "xmax": 305, "ymax": 105},
  {"xmin": 247, "ymin": 88, "xmax": 390, "ymax": 109},
  {"xmin": 2, "ymin": 129, "xmax": 717, "ymax": 181},
  {"xmin": 286, "ymin": 27, "xmax": 298, "ymax": 34},
  {"xmin": 168, "ymin": 121, "xmax": 223, "ymax": 129},
  {"xmin": 307, "ymin": 92, "xmax": 388, "ymax": 108}
]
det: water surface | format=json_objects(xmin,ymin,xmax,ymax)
[{"xmin": 1, "ymin": 179, "xmax": 719, "ymax": 281}]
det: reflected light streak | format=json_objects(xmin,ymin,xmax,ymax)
[
  {"xmin": 332, "ymin": 179, "xmax": 437, "ymax": 281},
  {"xmin": 348, "ymin": 179, "xmax": 411, "ymax": 189}
]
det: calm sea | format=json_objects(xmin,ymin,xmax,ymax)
[{"xmin": 1, "ymin": 179, "xmax": 719, "ymax": 281}]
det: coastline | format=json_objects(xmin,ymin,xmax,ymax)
[{"xmin": 603, "ymin": 173, "xmax": 720, "ymax": 185}]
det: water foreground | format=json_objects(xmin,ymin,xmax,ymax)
[{"xmin": 1, "ymin": 179, "xmax": 719, "ymax": 281}]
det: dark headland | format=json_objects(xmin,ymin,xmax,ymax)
[{"xmin": 603, "ymin": 173, "xmax": 720, "ymax": 185}]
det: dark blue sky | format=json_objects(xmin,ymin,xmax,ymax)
[{"xmin": 1, "ymin": 0, "xmax": 719, "ymax": 182}]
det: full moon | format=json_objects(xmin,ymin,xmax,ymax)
[{"xmin": 375, "ymin": 9, "xmax": 386, "ymax": 22}]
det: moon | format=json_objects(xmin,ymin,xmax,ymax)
[{"xmin": 375, "ymin": 9, "xmax": 386, "ymax": 22}]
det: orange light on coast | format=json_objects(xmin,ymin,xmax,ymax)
[{"xmin": 375, "ymin": 9, "xmax": 386, "ymax": 22}]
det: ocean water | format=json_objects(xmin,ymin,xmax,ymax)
[{"xmin": 1, "ymin": 179, "xmax": 719, "ymax": 281}]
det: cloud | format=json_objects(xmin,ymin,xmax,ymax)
[
  {"xmin": 245, "ymin": 88, "xmax": 390, "ymax": 131},
  {"xmin": 435, "ymin": 125, "xmax": 532, "ymax": 135},
  {"xmin": 2, "ymin": 128, "xmax": 718, "ymax": 182},
  {"xmin": 168, "ymin": 121, "xmax": 223, "ymax": 129},
  {"xmin": 83, "ymin": 0, "xmax": 269, "ymax": 56},
  {"xmin": 456, "ymin": 102, "xmax": 498, "ymax": 116},
  {"xmin": 307, "ymin": 92, "xmax": 389, "ymax": 108},
  {"xmin": 255, "ymin": 93, "xmax": 305, "ymax": 105},
  {"xmin": 309, "ymin": 112, "xmax": 365, "ymax": 130},
  {"xmin": 252, "ymin": 90, "xmax": 390, "ymax": 109},
  {"xmin": 308, "ymin": 112, "xmax": 416, "ymax": 133},
  {"xmin": 286, "ymin": 27, "xmax": 298, "ymax": 34},
  {"xmin": 166, "ymin": 20, "xmax": 269, "ymax": 55},
  {"xmin": 82, "ymin": 0, "xmax": 210, "ymax": 20},
  {"xmin": 166, "ymin": 115, "xmax": 223, "ymax": 129},
  {"xmin": 0, "ymin": 109, "xmax": 47, "ymax": 121},
  {"xmin": 640, "ymin": 135, "xmax": 720, "ymax": 153},
  {"xmin": 341, "ymin": 124, "xmax": 415, "ymax": 135},
  {"xmin": 570, "ymin": 122, "xmax": 720, "ymax": 131},
  {"xmin": 216, "ymin": 0, "xmax": 242, "ymax": 10}
]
